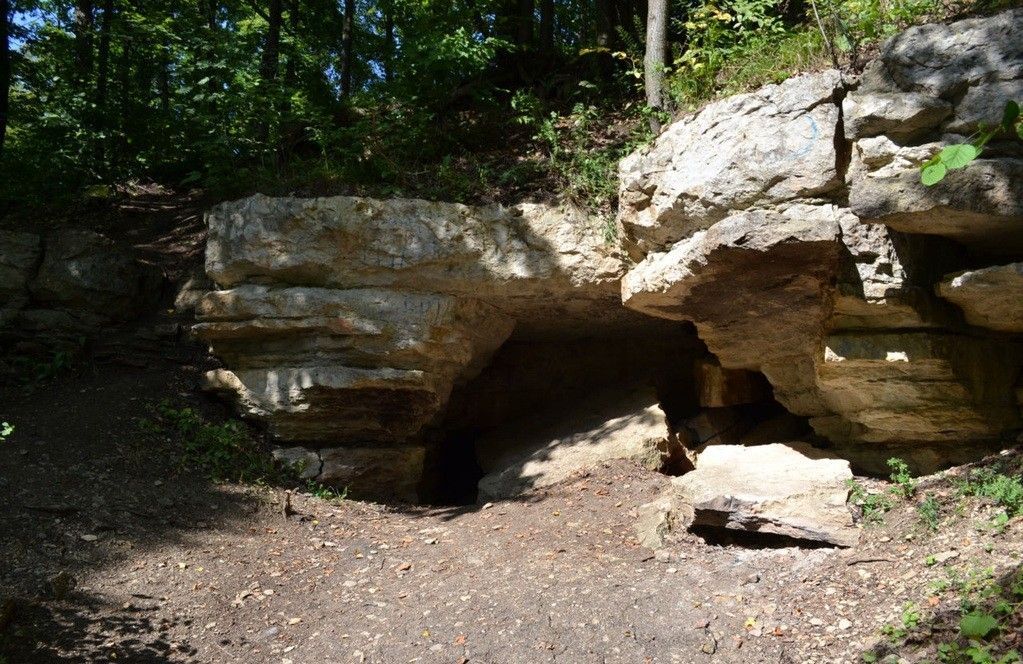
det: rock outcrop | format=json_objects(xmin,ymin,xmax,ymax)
[
  {"xmin": 937, "ymin": 264, "xmax": 1023, "ymax": 334},
  {"xmin": 199, "ymin": 9, "xmax": 1023, "ymax": 500},
  {"xmin": 619, "ymin": 8, "xmax": 1023, "ymax": 465},
  {"xmin": 197, "ymin": 196, "xmax": 690, "ymax": 500},
  {"xmin": 845, "ymin": 9, "xmax": 1023, "ymax": 256},
  {"xmin": 618, "ymin": 71, "xmax": 844, "ymax": 257},
  {"xmin": 0, "ymin": 228, "xmax": 163, "ymax": 339}
]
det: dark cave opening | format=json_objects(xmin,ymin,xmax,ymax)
[{"xmin": 418, "ymin": 331, "xmax": 810, "ymax": 506}]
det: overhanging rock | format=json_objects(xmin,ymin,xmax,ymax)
[
  {"xmin": 198, "ymin": 195, "xmax": 681, "ymax": 500},
  {"xmin": 619, "ymin": 10, "xmax": 1023, "ymax": 464}
]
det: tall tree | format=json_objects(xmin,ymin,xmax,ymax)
[
  {"xmin": 539, "ymin": 0, "xmax": 554, "ymax": 55},
  {"xmin": 74, "ymin": 0, "xmax": 95, "ymax": 89},
  {"xmin": 341, "ymin": 0, "xmax": 354, "ymax": 96},
  {"xmin": 260, "ymin": 0, "xmax": 283, "ymax": 84},
  {"xmin": 0, "ymin": 0, "xmax": 9, "ymax": 156},
  {"xmin": 644, "ymin": 0, "xmax": 668, "ymax": 133},
  {"xmin": 96, "ymin": 0, "xmax": 114, "ymax": 113}
]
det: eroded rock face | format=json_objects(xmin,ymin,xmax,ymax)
[
  {"xmin": 845, "ymin": 8, "xmax": 1023, "ymax": 255},
  {"xmin": 199, "ymin": 195, "xmax": 689, "ymax": 500},
  {"xmin": 1, "ymin": 228, "xmax": 163, "ymax": 337},
  {"xmin": 617, "ymin": 71, "xmax": 844, "ymax": 256},
  {"xmin": 937, "ymin": 264, "xmax": 1023, "ymax": 333},
  {"xmin": 619, "ymin": 9, "xmax": 1023, "ymax": 461}
]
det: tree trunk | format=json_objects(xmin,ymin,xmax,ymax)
[
  {"xmin": 74, "ymin": 0, "xmax": 95, "ymax": 89},
  {"xmin": 119, "ymin": 27, "xmax": 132, "ymax": 151},
  {"xmin": 341, "ymin": 0, "xmax": 354, "ymax": 96},
  {"xmin": 383, "ymin": 9, "xmax": 394, "ymax": 82},
  {"xmin": 96, "ymin": 0, "xmax": 113, "ymax": 114},
  {"xmin": 260, "ymin": 0, "xmax": 282, "ymax": 84},
  {"xmin": 0, "ymin": 0, "xmax": 9, "ymax": 156},
  {"xmin": 539, "ymin": 0, "xmax": 554, "ymax": 55},
  {"xmin": 644, "ymin": 0, "xmax": 668, "ymax": 133},
  {"xmin": 93, "ymin": 0, "xmax": 113, "ymax": 170},
  {"xmin": 159, "ymin": 47, "xmax": 170, "ymax": 113},
  {"xmin": 516, "ymin": 0, "xmax": 534, "ymax": 47},
  {"xmin": 594, "ymin": 0, "xmax": 612, "ymax": 48}
]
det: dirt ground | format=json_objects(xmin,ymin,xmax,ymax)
[{"xmin": 1, "ymin": 341, "xmax": 1022, "ymax": 664}]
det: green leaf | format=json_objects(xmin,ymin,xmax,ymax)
[
  {"xmin": 1002, "ymin": 100, "xmax": 1020, "ymax": 129},
  {"xmin": 960, "ymin": 612, "xmax": 999, "ymax": 640},
  {"xmin": 921, "ymin": 162, "xmax": 947, "ymax": 186},
  {"xmin": 938, "ymin": 144, "xmax": 980, "ymax": 169}
]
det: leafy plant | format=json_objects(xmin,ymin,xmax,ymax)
[
  {"xmin": 145, "ymin": 400, "xmax": 283, "ymax": 484},
  {"xmin": 920, "ymin": 494, "xmax": 941, "ymax": 531},
  {"xmin": 921, "ymin": 101, "xmax": 1022, "ymax": 185},
  {"xmin": 0, "ymin": 422, "xmax": 12, "ymax": 442},
  {"xmin": 961, "ymin": 612, "xmax": 999, "ymax": 640},
  {"xmin": 888, "ymin": 457, "xmax": 917, "ymax": 499},
  {"xmin": 848, "ymin": 478, "xmax": 894, "ymax": 525},
  {"xmin": 306, "ymin": 481, "xmax": 349, "ymax": 503},
  {"xmin": 957, "ymin": 464, "xmax": 1023, "ymax": 517}
]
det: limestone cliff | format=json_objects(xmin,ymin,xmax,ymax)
[
  {"xmin": 197, "ymin": 8, "xmax": 1023, "ymax": 498},
  {"xmin": 619, "ymin": 8, "xmax": 1023, "ymax": 470}
]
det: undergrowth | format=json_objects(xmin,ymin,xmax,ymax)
[
  {"xmin": 867, "ymin": 566, "xmax": 1023, "ymax": 663},
  {"xmin": 137, "ymin": 400, "xmax": 350, "ymax": 500},
  {"xmin": 139, "ymin": 400, "xmax": 284, "ymax": 485}
]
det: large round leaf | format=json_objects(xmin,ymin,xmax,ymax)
[
  {"xmin": 921, "ymin": 162, "xmax": 947, "ymax": 186},
  {"xmin": 938, "ymin": 144, "xmax": 980, "ymax": 169}
]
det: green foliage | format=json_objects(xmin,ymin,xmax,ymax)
[
  {"xmin": 888, "ymin": 457, "xmax": 917, "ymax": 499},
  {"xmin": 667, "ymin": 0, "xmax": 806, "ymax": 111},
  {"xmin": 847, "ymin": 478, "xmax": 894, "ymax": 525},
  {"xmin": 145, "ymin": 400, "xmax": 282, "ymax": 484},
  {"xmin": 921, "ymin": 101, "xmax": 1022, "ymax": 185},
  {"xmin": 0, "ymin": 422, "xmax": 12, "ymax": 442},
  {"xmin": 875, "ymin": 566, "xmax": 1023, "ymax": 664},
  {"xmin": 305, "ymin": 481, "xmax": 349, "ymax": 503},
  {"xmin": 535, "ymin": 101, "xmax": 649, "ymax": 231},
  {"xmin": 961, "ymin": 612, "xmax": 1000, "ymax": 640},
  {"xmin": 956, "ymin": 464, "xmax": 1023, "ymax": 518},
  {"xmin": 920, "ymin": 493, "xmax": 941, "ymax": 531},
  {"xmin": 821, "ymin": 0, "xmax": 944, "ymax": 62}
]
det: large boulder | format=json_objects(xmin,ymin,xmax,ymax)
[
  {"xmin": 29, "ymin": 229, "xmax": 163, "ymax": 322},
  {"xmin": 205, "ymin": 195, "xmax": 630, "ymax": 335},
  {"xmin": 670, "ymin": 443, "xmax": 858, "ymax": 547},
  {"xmin": 617, "ymin": 71, "xmax": 844, "ymax": 255}
]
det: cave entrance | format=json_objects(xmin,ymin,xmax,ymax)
[{"xmin": 419, "ymin": 331, "xmax": 808, "ymax": 506}]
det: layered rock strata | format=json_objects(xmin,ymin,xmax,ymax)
[
  {"xmin": 197, "ymin": 196, "xmax": 686, "ymax": 500},
  {"xmin": 619, "ymin": 9, "xmax": 1023, "ymax": 467}
]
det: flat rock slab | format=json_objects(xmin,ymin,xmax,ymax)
[
  {"xmin": 672, "ymin": 443, "xmax": 858, "ymax": 547},
  {"xmin": 477, "ymin": 390, "xmax": 669, "ymax": 500}
]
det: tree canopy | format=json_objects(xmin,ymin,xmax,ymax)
[{"xmin": 0, "ymin": 0, "xmax": 1002, "ymax": 212}]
